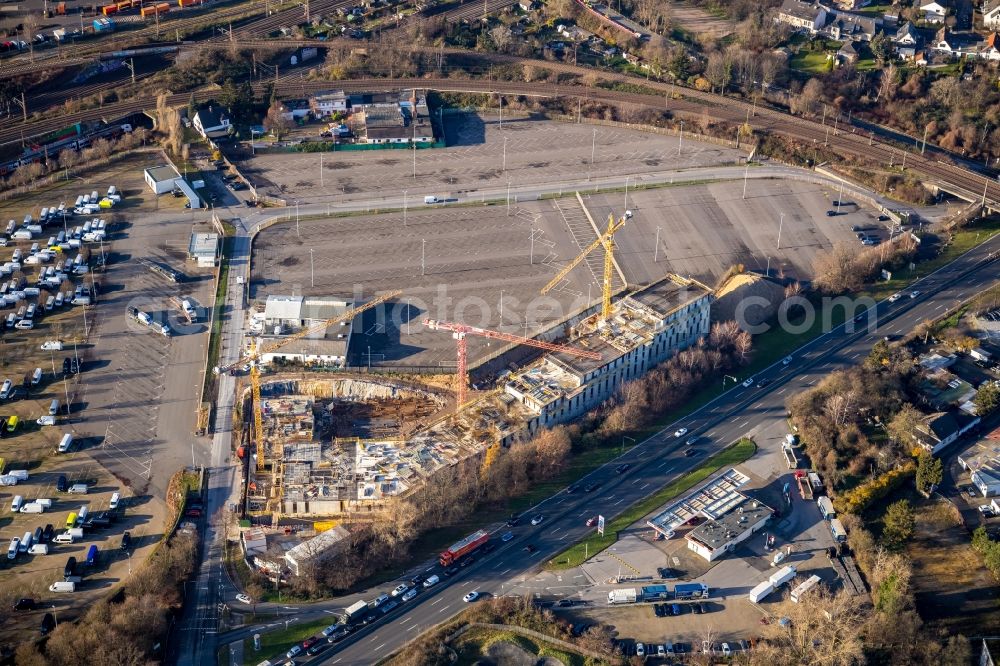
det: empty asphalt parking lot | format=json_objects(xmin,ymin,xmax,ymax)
[
  {"xmin": 252, "ymin": 171, "xmax": 881, "ymax": 369},
  {"xmin": 245, "ymin": 113, "xmax": 744, "ymax": 206}
]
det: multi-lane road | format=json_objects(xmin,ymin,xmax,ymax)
[{"xmin": 188, "ymin": 218, "xmax": 1000, "ymax": 665}]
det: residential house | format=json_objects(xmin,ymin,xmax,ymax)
[
  {"xmin": 834, "ymin": 0, "xmax": 870, "ymax": 10},
  {"xmin": 986, "ymin": 0, "xmax": 1000, "ymax": 30},
  {"xmin": 979, "ymin": 32, "xmax": 1000, "ymax": 60},
  {"xmin": 971, "ymin": 462, "xmax": 1000, "ymax": 497},
  {"xmin": 192, "ymin": 107, "xmax": 231, "ymax": 139},
  {"xmin": 556, "ymin": 23, "xmax": 595, "ymax": 42},
  {"xmin": 838, "ymin": 40, "xmax": 859, "ymax": 62},
  {"xmin": 918, "ymin": 368, "xmax": 978, "ymax": 412},
  {"xmin": 310, "ymin": 90, "xmax": 349, "ymax": 118},
  {"xmin": 912, "ymin": 409, "xmax": 981, "ymax": 454},
  {"xmin": 894, "ymin": 21, "xmax": 922, "ymax": 59},
  {"xmin": 277, "ymin": 100, "xmax": 312, "ymax": 122},
  {"xmin": 824, "ymin": 13, "xmax": 877, "ymax": 41},
  {"xmin": 776, "ymin": 0, "xmax": 828, "ymax": 33},
  {"xmin": 919, "ymin": 0, "xmax": 971, "ymax": 27},
  {"xmin": 932, "ymin": 26, "xmax": 982, "ymax": 56},
  {"xmin": 920, "ymin": 0, "xmax": 952, "ymax": 22}
]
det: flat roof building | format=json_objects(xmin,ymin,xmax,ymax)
[
  {"xmin": 188, "ymin": 231, "xmax": 220, "ymax": 267},
  {"xmin": 647, "ymin": 468, "xmax": 772, "ymax": 562},
  {"xmin": 284, "ymin": 525, "xmax": 350, "ymax": 576},
  {"xmin": 258, "ymin": 295, "xmax": 354, "ymax": 367}
]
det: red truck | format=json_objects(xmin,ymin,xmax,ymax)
[
  {"xmin": 794, "ymin": 470, "xmax": 813, "ymax": 500},
  {"xmin": 439, "ymin": 529, "xmax": 489, "ymax": 567}
]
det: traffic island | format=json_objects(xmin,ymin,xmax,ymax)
[{"xmin": 544, "ymin": 437, "xmax": 757, "ymax": 571}]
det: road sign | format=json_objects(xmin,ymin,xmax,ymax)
[{"xmin": 597, "ymin": 515, "xmax": 605, "ymax": 536}]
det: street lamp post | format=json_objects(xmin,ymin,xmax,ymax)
[
  {"xmin": 295, "ymin": 200, "xmax": 300, "ymax": 237},
  {"xmin": 502, "ymin": 136, "xmax": 508, "ymax": 172},
  {"xmin": 678, "ymin": 121, "xmax": 684, "ymax": 156},
  {"xmin": 653, "ymin": 226, "xmax": 661, "ymax": 263},
  {"xmin": 777, "ymin": 212, "xmax": 784, "ymax": 250},
  {"xmin": 403, "ymin": 190, "xmax": 407, "ymax": 226},
  {"xmin": 591, "ymin": 128, "xmax": 597, "ymax": 166},
  {"xmin": 309, "ymin": 248, "xmax": 314, "ymax": 287}
]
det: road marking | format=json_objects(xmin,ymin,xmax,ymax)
[
  {"xmin": 753, "ymin": 402, "xmax": 762, "ymax": 409},
  {"xmin": 613, "ymin": 498, "xmax": 625, "ymax": 506},
  {"xmin": 578, "ymin": 510, "xmax": 588, "ymax": 517},
  {"xmin": 850, "ymin": 352, "xmax": 860, "ymax": 359},
  {"xmin": 438, "ymin": 604, "xmax": 452, "ymax": 614},
  {"xmin": 632, "ymin": 478, "xmax": 642, "ymax": 485},
  {"xmin": 400, "ymin": 615, "xmax": 413, "ymax": 624},
  {"xmin": 430, "ymin": 598, "xmax": 441, "ymax": 606},
  {"xmin": 641, "ymin": 482, "xmax": 650, "ymax": 490},
  {"xmin": 500, "ymin": 568, "xmax": 511, "ymax": 575},
  {"xmin": 707, "ymin": 430, "xmax": 715, "ymax": 437},
  {"xmin": 375, "ymin": 643, "xmax": 386, "ymax": 650},
  {"xmin": 776, "ymin": 388, "xmax": 786, "ymax": 395},
  {"xmin": 739, "ymin": 420, "xmax": 750, "ymax": 428}
]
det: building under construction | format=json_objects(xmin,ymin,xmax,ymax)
[{"xmin": 243, "ymin": 274, "xmax": 713, "ymax": 519}]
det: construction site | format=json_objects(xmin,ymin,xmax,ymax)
[{"xmin": 227, "ymin": 196, "xmax": 724, "ymax": 541}]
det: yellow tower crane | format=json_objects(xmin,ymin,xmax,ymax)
[
  {"xmin": 215, "ymin": 290, "xmax": 401, "ymax": 471},
  {"xmin": 540, "ymin": 211, "xmax": 631, "ymax": 322}
]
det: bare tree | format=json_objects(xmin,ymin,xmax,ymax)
[{"xmin": 490, "ymin": 25, "xmax": 512, "ymax": 52}]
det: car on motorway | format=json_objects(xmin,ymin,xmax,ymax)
[
  {"xmin": 402, "ymin": 588, "xmax": 418, "ymax": 601},
  {"xmin": 235, "ymin": 593, "xmax": 252, "ymax": 604},
  {"xmin": 854, "ymin": 313, "xmax": 866, "ymax": 322},
  {"xmin": 523, "ymin": 544, "xmax": 537, "ymax": 553},
  {"xmin": 530, "ymin": 514, "xmax": 544, "ymax": 525},
  {"xmin": 741, "ymin": 378, "xmax": 754, "ymax": 387},
  {"xmin": 685, "ymin": 436, "xmax": 699, "ymax": 446},
  {"xmin": 410, "ymin": 573, "xmax": 425, "ymax": 585},
  {"xmin": 463, "ymin": 591, "xmax": 480, "ymax": 603},
  {"xmin": 910, "ymin": 290, "xmax": 921, "ymax": 299},
  {"xmin": 566, "ymin": 484, "xmax": 580, "ymax": 494},
  {"xmin": 423, "ymin": 575, "xmax": 440, "ymax": 588},
  {"xmin": 321, "ymin": 624, "xmax": 340, "ymax": 637},
  {"xmin": 505, "ymin": 515, "xmax": 520, "ymax": 527},
  {"xmin": 307, "ymin": 641, "xmax": 331, "ymax": 656},
  {"xmin": 755, "ymin": 378, "xmax": 771, "ymax": 388},
  {"xmin": 782, "ymin": 355, "xmax": 793, "ymax": 365},
  {"xmin": 888, "ymin": 293, "xmax": 903, "ymax": 302},
  {"xmin": 459, "ymin": 555, "xmax": 476, "ymax": 568},
  {"xmin": 501, "ymin": 531, "xmax": 514, "ymax": 542},
  {"xmin": 684, "ymin": 448, "xmax": 699, "ymax": 457},
  {"xmin": 326, "ymin": 627, "xmax": 351, "ymax": 644},
  {"xmin": 443, "ymin": 566, "xmax": 460, "ymax": 576},
  {"xmin": 673, "ymin": 427, "xmax": 688, "ymax": 438},
  {"xmin": 380, "ymin": 600, "xmax": 400, "ymax": 615},
  {"xmin": 285, "ymin": 645, "xmax": 302, "ymax": 659},
  {"xmin": 391, "ymin": 583, "xmax": 409, "ymax": 597},
  {"xmin": 301, "ymin": 638, "xmax": 319, "ymax": 650},
  {"xmin": 615, "ymin": 463, "xmax": 630, "ymax": 474},
  {"xmin": 586, "ymin": 516, "xmax": 598, "ymax": 527},
  {"xmin": 583, "ymin": 483, "xmax": 599, "ymax": 492}
]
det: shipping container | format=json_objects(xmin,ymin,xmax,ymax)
[
  {"xmin": 769, "ymin": 565, "xmax": 797, "ymax": 588},
  {"xmin": 102, "ymin": 4, "xmax": 118, "ymax": 15}
]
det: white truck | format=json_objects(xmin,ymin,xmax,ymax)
[
  {"xmin": 748, "ymin": 581, "xmax": 775, "ymax": 604},
  {"xmin": 829, "ymin": 518, "xmax": 847, "ymax": 542},
  {"xmin": 49, "ymin": 581, "xmax": 75, "ymax": 592},
  {"xmin": 769, "ymin": 565, "xmax": 797, "ymax": 588},
  {"xmin": 817, "ymin": 496, "xmax": 836, "ymax": 520},
  {"xmin": 607, "ymin": 588, "xmax": 638, "ymax": 605}
]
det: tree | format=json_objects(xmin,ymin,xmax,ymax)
[
  {"xmin": 882, "ymin": 499, "xmax": 915, "ymax": 549},
  {"xmin": 870, "ymin": 32, "xmax": 893, "ymax": 65},
  {"xmin": 975, "ymin": 381, "xmax": 1000, "ymax": 416},
  {"xmin": 887, "ymin": 403, "xmax": 921, "ymax": 454},
  {"xmin": 705, "ymin": 51, "xmax": 732, "ymax": 93},
  {"xmin": 865, "ymin": 339, "xmax": 890, "ymax": 371},
  {"xmin": 490, "ymin": 25, "xmax": 512, "ymax": 52},
  {"xmin": 915, "ymin": 451, "xmax": 943, "ymax": 494},
  {"xmin": 791, "ymin": 77, "xmax": 824, "ymax": 117},
  {"xmin": 264, "ymin": 102, "xmax": 292, "ymax": 140},
  {"xmin": 667, "ymin": 48, "xmax": 689, "ymax": 81}
]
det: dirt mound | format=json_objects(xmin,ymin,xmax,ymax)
[{"xmin": 712, "ymin": 273, "xmax": 786, "ymax": 328}]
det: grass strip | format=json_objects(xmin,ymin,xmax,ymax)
[
  {"xmin": 544, "ymin": 437, "xmax": 757, "ymax": 570},
  {"xmin": 201, "ymin": 232, "xmax": 234, "ymax": 401},
  {"xmin": 241, "ymin": 617, "xmax": 333, "ymax": 663}
]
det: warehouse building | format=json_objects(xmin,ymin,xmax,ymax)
[
  {"xmin": 257, "ymin": 295, "xmax": 354, "ymax": 366},
  {"xmin": 504, "ymin": 274, "xmax": 712, "ymax": 433}
]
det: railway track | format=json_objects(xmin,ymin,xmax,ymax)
[{"xmin": 1, "ymin": 28, "xmax": 996, "ymax": 207}]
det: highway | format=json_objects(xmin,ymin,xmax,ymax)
[{"xmin": 195, "ymin": 226, "xmax": 1000, "ymax": 665}]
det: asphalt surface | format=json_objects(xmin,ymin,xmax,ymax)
[{"xmin": 196, "ymin": 225, "xmax": 1000, "ymax": 665}]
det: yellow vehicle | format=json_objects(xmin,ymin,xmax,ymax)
[
  {"xmin": 5, "ymin": 415, "xmax": 18, "ymax": 432},
  {"xmin": 65, "ymin": 512, "xmax": 77, "ymax": 528}
]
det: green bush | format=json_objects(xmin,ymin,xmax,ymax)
[{"xmin": 833, "ymin": 463, "xmax": 915, "ymax": 514}]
